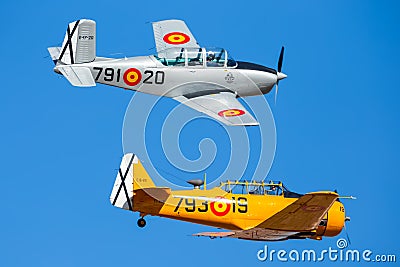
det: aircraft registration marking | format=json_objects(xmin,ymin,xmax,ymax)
[
  {"xmin": 93, "ymin": 67, "xmax": 122, "ymax": 83},
  {"xmin": 92, "ymin": 67, "xmax": 165, "ymax": 86},
  {"xmin": 173, "ymin": 196, "xmax": 247, "ymax": 216}
]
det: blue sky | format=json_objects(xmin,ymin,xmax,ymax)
[{"xmin": 1, "ymin": 0, "xmax": 399, "ymax": 266}]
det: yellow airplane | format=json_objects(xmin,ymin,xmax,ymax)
[{"xmin": 110, "ymin": 154, "xmax": 352, "ymax": 241}]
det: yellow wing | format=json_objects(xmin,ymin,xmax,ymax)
[
  {"xmin": 193, "ymin": 192, "xmax": 339, "ymax": 241},
  {"xmin": 257, "ymin": 191, "xmax": 339, "ymax": 232}
]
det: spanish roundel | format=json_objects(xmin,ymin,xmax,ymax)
[
  {"xmin": 163, "ymin": 32, "xmax": 191, "ymax": 45},
  {"xmin": 218, "ymin": 109, "xmax": 245, "ymax": 117},
  {"xmin": 210, "ymin": 197, "xmax": 231, "ymax": 216},
  {"xmin": 123, "ymin": 68, "xmax": 142, "ymax": 86}
]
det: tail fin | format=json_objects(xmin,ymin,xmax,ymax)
[
  {"xmin": 110, "ymin": 154, "xmax": 156, "ymax": 210},
  {"xmin": 57, "ymin": 19, "xmax": 96, "ymax": 65}
]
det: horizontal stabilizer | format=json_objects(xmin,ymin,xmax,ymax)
[
  {"xmin": 56, "ymin": 66, "xmax": 96, "ymax": 87},
  {"xmin": 47, "ymin": 47, "xmax": 61, "ymax": 65}
]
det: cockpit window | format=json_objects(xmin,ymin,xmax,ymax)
[
  {"xmin": 206, "ymin": 48, "xmax": 225, "ymax": 67},
  {"xmin": 154, "ymin": 47, "xmax": 237, "ymax": 68},
  {"xmin": 220, "ymin": 181, "xmax": 284, "ymax": 196},
  {"xmin": 154, "ymin": 47, "xmax": 185, "ymax": 66},
  {"xmin": 266, "ymin": 185, "xmax": 283, "ymax": 196},
  {"xmin": 186, "ymin": 48, "xmax": 203, "ymax": 66},
  {"xmin": 227, "ymin": 56, "xmax": 237, "ymax": 67},
  {"xmin": 248, "ymin": 184, "xmax": 265, "ymax": 195}
]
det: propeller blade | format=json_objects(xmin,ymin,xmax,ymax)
[
  {"xmin": 278, "ymin": 46, "xmax": 285, "ymax": 73},
  {"xmin": 344, "ymin": 222, "xmax": 351, "ymax": 245},
  {"xmin": 274, "ymin": 46, "xmax": 285, "ymax": 105}
]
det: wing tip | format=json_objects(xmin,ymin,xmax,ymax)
[{"xmin": 152, "ymin": 19, "xmax": 186, "ymax": 25}]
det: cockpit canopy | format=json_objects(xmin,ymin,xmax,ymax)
[
  {"xmin": 154, "ymin": 47, "xmax": 237, "ymax": 68},
  {"xmin": 219, "ymin": 180, "xmax": 303, "ymax": 198}
]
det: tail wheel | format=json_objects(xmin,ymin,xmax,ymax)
[{"xmin": 137, "ymin": 218, "xmax": 146, "ymax": 228}]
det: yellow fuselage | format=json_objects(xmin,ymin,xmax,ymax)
[{"xmin": 133, "ymin": 186, "xmax": 345, "ymax": 238}]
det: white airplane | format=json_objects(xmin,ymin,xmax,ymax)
[{"xmin": 48, "ymin": 19, "xmax": 287, "ymax": 126}]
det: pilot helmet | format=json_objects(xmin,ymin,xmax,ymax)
[{"xmin": 207, "ymin": 52, "xmax": 215, "ymax": 61}]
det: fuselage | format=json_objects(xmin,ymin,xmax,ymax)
[
  {"xmin": 132, "ymin": 185, "xmax": 345, "ymax": 239},
  {"xmin": 56, "ymin": 55, "xmax": 280, "ymax": 98}
]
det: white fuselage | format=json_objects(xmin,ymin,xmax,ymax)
[{"xmin": 79, "ymin": 55, "xmax": 279, "ymax": 98}]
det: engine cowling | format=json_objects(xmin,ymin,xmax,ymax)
[{"xmin": 316, "ymin": 201, "xmax": 345, "ymax": 237}]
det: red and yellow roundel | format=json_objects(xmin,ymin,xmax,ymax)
[
  {"xmin": 210, "ymin": 197, "xmax": 231, "ymax": 216},
  {"xmin": 163, "ymin": 32, "xmax": 191, "ymax": 45},
  {"xmin": 123, "ymin": 68, "xmax": 142, "ymax": 86},
  {"xmin": 218, "ymin": 109, "xmax": 245, "ymax": 117}
]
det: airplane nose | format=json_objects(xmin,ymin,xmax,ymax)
[{"xmin": 277, "ymin": 72, "xmax": 287, "ymax": 81}]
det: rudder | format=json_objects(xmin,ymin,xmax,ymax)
[
  {"xmin": 110, "ymin": 154, "xmax": 156, "ymax": 211},
  {"xmin": 58, "ymin": 19, "xmax": 96, "ymax": 65}
]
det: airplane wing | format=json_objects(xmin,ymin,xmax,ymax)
[
  {"xmin": 193, "ymin": 229, "xmax": 298, "ymax": 241},
  {"xmin": 173, "ymin": 91, "xmax": 259, "ymax": 126},
  {"xmin": 193, "ymin": 192, "xmax": 338, "ymax": 241},
  {"xmin": 256, "ymin": 191, "xmax": 339, "ymax": 232},
  {"xmin": 193, "ymin": 231, "xmax": 235, "ymax": 238},
  {"xmin": 152, "ymin": 20, "xmax": 200, "ymax": 55}
]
